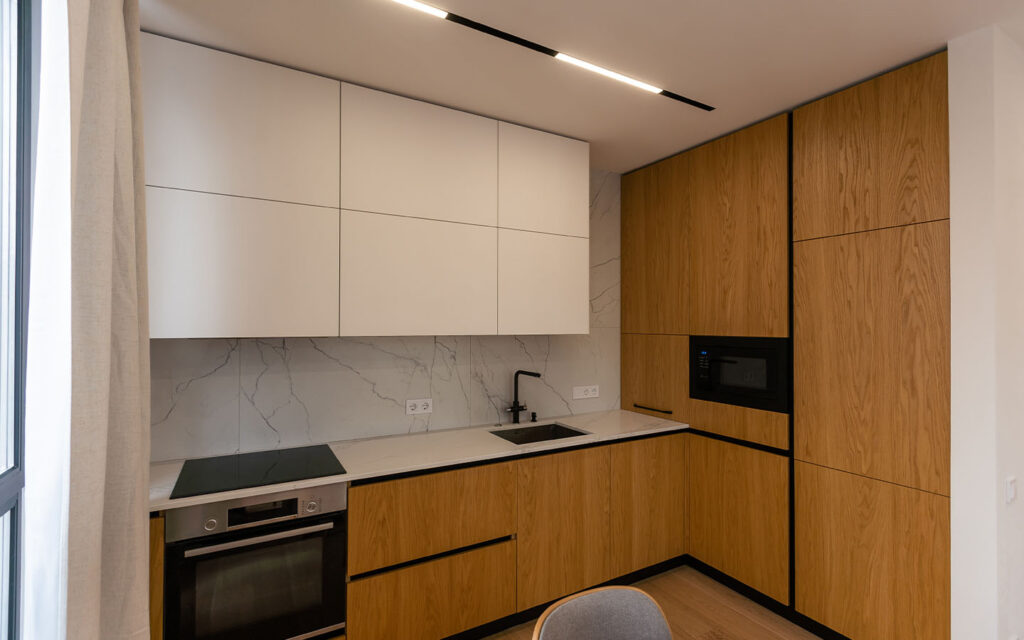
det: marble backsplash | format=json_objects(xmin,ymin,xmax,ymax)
[{"xmin": 150, "ymin": 169, "xmax": 622, "ymax": 461}]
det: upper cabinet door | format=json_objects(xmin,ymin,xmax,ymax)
[
  {"xmin": 793, "ymin": 52, "xmax": 948, "ymax": 241},
  {"xmin": 339, "ymin": 210, "xmax": 497, "ymax": 336},
  {"xmin": 688, "ymin": 115, "xmax": 789, "ymax": 338},
  {"xmin": 497, "ymin": 229, "xmax": 588, "ymax": 335},
  {"xmin": 497, "ymin": 122, "xmax": 589, "ymax": 237},
  {"xmin": 340, "ymin": 83, "xmax": 498, "ymax": 226},
  {"xmin": 140, "ymin": 33, "xmax": 340, "ymax": 208},
  {"xmin": 147, "ymin": 188, "xmax": 340, "ymax": 339}
]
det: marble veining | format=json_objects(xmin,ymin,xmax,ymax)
[{"xmin": 149, "ymin": 170, "xmax": 622, "ymax": 462}]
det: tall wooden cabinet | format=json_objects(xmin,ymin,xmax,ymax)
[{"xmin": 792, "ymin": 52, "xmax": 950, "ymax": 639}]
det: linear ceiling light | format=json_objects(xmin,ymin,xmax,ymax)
[{"xmin": 387, "ymin": 0, "xmax": 714, "ymax": 111}]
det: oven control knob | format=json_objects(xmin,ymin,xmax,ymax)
[
  {"xmin": 305, "ymin": 500, "xmax": 319, "ymax": 514},
  {"xmin": 203, "ymin": 518, "xmax": 218, "ymax": 532}
]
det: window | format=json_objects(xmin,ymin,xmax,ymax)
[{"xmin": 0, "ymin": 0, "xmax": 28, "ymax": 637}]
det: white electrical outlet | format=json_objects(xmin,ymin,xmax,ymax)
[
  {"xmin": 406, "ymin": 398, "xmax": 433, "ymax": 415},
  {"xmin": 572, "ymin": 385, "xmax": 600, "ymax": 400},
  {"xmin": 1007, "ymin": 476, "xmax": 1017, "ymax": 505}
]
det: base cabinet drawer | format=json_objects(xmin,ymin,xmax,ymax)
[{"xmin": 347, "ymin": 540, "xmax": 516, "ymax": 640}]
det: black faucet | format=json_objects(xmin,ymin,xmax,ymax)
[{"xmin": 508, "ymin": 370, "xmax": 541, "ymax": 424}]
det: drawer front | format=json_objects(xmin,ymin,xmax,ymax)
[
  {"xmin": 347, "ymin": 541, "xmax": 516, "ymax": 640},
  {"xmin": 348, "ymin": 462, "xmax": 515, "ymax": 575}
]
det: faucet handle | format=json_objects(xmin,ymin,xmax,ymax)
[{"xmin": 506, "ymin": 404, "xmax": 527, "ymax": 413}]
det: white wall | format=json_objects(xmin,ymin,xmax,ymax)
[{"xmin": 948, "ymin": 24, "xmax": 1024, "ymax": 640}]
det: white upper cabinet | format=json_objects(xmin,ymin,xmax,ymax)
[
  {"xmin": 339, "ymin": 210, "xmax": 497, "ymax": 336},
  {"xmin": 147, "ymin": 188, "xmax": 340, "ymax": 339},
  {"xmin": 141, "ymin": 33, "xmax": 340, "ymax": 208},
  {"xmin": 498, "ymin": 229, "xmax": 589, "ymax": 335},
  {"xmin": 498, "ymin": 122, "xmax": 590, "ymax": 238},
  {"xmin": 340, "ymin": 83, "xmax": 498, "ymax": 226}
]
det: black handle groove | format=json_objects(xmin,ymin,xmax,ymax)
[{"xmin": 633, "ymin": 403, "xmax": 673, "ymax": 415}]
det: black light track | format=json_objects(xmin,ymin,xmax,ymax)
[{"xmin": 439, "ymin": 10, "xmax": 714, "ymax": 112}]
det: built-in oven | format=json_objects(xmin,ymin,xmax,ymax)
[
  {"xmin": 164, "ymin": 485, "xmax": 347, "ymax": 640},
  {"xmin": 689, "ymin": 335, "xmax": 790, "ymax": 413}
]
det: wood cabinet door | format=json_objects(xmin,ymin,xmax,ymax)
[
  {"xmin": 794, "ymin": 221, "xmax": 950, "ymax": 495},
  {"xmin": 147, "ymin": 187, "xmax": 341, "ymax": 339},
  {"xmin": 347, "ymin": 540, "xmax": 516, "ymax": 640},
  {"xmin": 793, "ymin": 52, "xmax": 948, "ymax": 241},
  {"xmin": 609, "ymin": 434, "xmax": 686, "ymax": 577},
  {"xmin": 338, "ymin": 210, "xmax": 498, "ymax": 336},
  {"xmin": 688, "ymin": 115, "xmax": 789, "ymax": 337},
  {"xmin": 687, "ymin": 400, "xmax": 789, "ymax": 450},
  {"xmin": 498, "ymin": 122, "xmax": 590, "ymax": 238},
  {"xmin": 340, "ymin": 82, "xmax": 498, "ymax": 226},
  {"xmin": 348, "ymin": 462, "xmax": 516, "ymax": 576},
  {"xmin": 497, "ymin": 229, "xmax": 589, "ymax": 335},
  {"xmin": 620, "ymin": 155, "xmax": 689, "ymax": 335},
  {"xmin": 516, "ymin": 447, "xmax": 612, "ymax": 610},
  {"xmin": 795, "ymin": 462, "xmax": 949, "ymax": 640},
  {"xmin": 620, "ymin": 333, "xmax": 688, "ymax": 420},
  {"xmin": 141, "ymin": 33, "xmax": 340, "ymax": 208},
  {"xmin": 687, "ymin": 436, "xmax": 789, "ymax": 603}
]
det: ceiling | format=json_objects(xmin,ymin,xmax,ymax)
[{"xmin": 140, "ymin": 0, "xmax": 1020, "ymax": 173}]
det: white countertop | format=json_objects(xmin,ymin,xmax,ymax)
[{"xmin": 150, "ymin": 409, "xmax": 688, "ymax": 511}]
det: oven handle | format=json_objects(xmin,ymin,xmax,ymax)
[{"xmin": 183, "ymin": 522, "xmax": 335, "ymax": 558}]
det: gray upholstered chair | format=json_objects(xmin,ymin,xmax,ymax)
[{"xmin": 531, "ymin": 586, "xmax": 672, "ymax": 640}]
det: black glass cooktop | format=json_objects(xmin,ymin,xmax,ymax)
[{"xmin": 170, "ymin": 444, "xmax": 346, "ymax": 499}]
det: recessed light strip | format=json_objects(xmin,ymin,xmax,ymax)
[{"xmin": 387, "ymin": 0, "xmax": 714, "ymax": 111}]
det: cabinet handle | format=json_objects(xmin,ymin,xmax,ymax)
[{"xmin": 633, "ymin": 403, "xmax": 673, "ymax": 415}]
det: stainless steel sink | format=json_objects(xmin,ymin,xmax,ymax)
[{"xmin": 489, "ymin": 423, "xmax": 588, "ymax": 445}]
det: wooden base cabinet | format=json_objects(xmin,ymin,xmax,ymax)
[
  {"xmin": 795, "ymin": 462, "xmax": 950, "ymax": 640},
  {"xmin": 516, "ymin": 448, "xmax": 613, "ymax": 610},
  {"xmin": 347, "ymin": 541, "xmax": 516, "ymax": 640},
  {"xmin": 686, "ymin": 436, "xmax": 789, "ymax": 604},
  {"xmin": 610, "ymin": 434, "xmax": 687, "ymax": 577},
  {"xmin": 149, "ymin": 515, "xmax": 164, "ymax": 640}
]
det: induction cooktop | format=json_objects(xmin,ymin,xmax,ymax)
[{"xmin": 170, "ymin": 444, "xmax": 346, "ymax": 499}]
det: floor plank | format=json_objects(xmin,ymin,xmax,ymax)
[{"xmin": 484, "ymin": 567, "xmax": 819, "ymax": 640}]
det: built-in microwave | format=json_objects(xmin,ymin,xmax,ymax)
[{"xmin": 689, "ymin": 336, "xmax": 790, "ymax": 413}]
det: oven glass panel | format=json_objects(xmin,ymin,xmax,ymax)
[
  {"xmin": 718, "ymin": 356, "xmax": 769, "ymax": 391},
  {"xmin": 194, "ymin": 538, "xmax": 323, "ymax": 638}
]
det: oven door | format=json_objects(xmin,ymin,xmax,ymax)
[
  {"xmin": 689, "ymin": 336, "xmax": 790, "ymax": 413},
  {"xmin": 165, "ymin": 511, "xmax": 347, "ymax": 640}
]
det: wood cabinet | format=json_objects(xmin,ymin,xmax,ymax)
[
  {"xmin": 347, "ymin": 540, "xmax": 515, "ymax": 640},
  {"xmin": 140, "ymin": 33, "xmax": 340, "ymax": 208},
  {"xmin": 793, "ymin": 53, "xmax": 948, "ymax": 241},
  {"xmin": 338, "ymin": 210, "xmax": 497, "ymax": 336},
  {"xmin": 347, "ymin": 462, "xmax": 516, "ymax": 576},
  {"xmin": 149, "ymin": 515, "xmax": 164, "ymax": 640},
  {"xmin": 340, "ymin": 82, "xmax": 497, "ymax": 226},
  {"xmin": 794, "ymin": 220, "xmax": 950, "ymax": 495},
  {"xmin": 147, "ymin": 187, "xmax": 340, "ymax": 338},
  {"xmin": 620, "ymin": 155, "xmax": 689, "ymax": 335},
  {"xmin": 795, "ymin": 462, "xmax": 949, "ymax": 640},
  {"xmin": 688, "ymin": 400, "xmax": 789, "ymax": 450},
  {"xmin": 688, "ymin": 115, "xmax": 789, "ymax": 337},
  {"xmin": 516, "ymin": 447, "xmax": 613, "ymax": 610},
  {"xmin": 497, "ymin": 229, "xmax": 589, "ymax": 335},
  {"xmin": 620, "ymin": 333, "xmax": 688, "ymax": 420},
  {"xmin": 687, "ymin": 436, "xmax": 789, "ymax": 604},
  {"xmin": 498, "ymin": 122, "xmax": 589, "ymax": 237},
  {"xmin": 609, "ymin": 434, "xmax": 686, "ymax": 577}
]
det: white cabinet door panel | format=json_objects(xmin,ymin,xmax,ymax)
[
  {"xmin": 147, "ymin": 187, "xmax": 340, "ymax": 338},
  {"xmin": 498, "ymin": 122, "xmax": 589, "ymax": 237},
  {"xmin": 340, "ymin": 83, "xmax": 497, "ymax": 226},
  {"xmin": 141, "ymin": 33, "xmax": 340, "ymax": 208},
  {"xmin": 339, "ymin": 211, "xmax": 497, "ymax": 336},
  {"xmin": 498, "ymin": 230, "xmax": 589, "ymax": 335}
]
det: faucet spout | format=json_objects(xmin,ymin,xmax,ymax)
[{"xmin": 509, "ymin": 370, "xmax": 541, "ymax": 424}]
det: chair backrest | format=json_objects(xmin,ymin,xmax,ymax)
[{"xmin": 532, "ymin": 586, "xmax": 672, "ymax": 640}]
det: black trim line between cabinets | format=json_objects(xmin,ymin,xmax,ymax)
[
  {"xmin": 347, "ymin": 428, "xmax": 687, "ymax": 487},
  {"xmin": 686, "ymin": 428, "xmax": 790, "ymax": 457},
  {"xmin": 787, "ymin": 110, "xmax": 798, "ymax": 609},
  {"xmin": 347, "ymin": 535, "xmax": 514, "ymax": 582}
]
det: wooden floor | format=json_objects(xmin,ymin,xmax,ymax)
[{"xmin": 485, "ymin": 567, "xmax": 819, "ymax": 640}]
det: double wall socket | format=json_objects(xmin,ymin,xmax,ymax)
[
  {"xmin": 406, "ymin": 398, "xmax": 432, "ymax": 415},
  {"xmin": 572, "ymin": 385, "xmax": 600, "ymax": 400}
]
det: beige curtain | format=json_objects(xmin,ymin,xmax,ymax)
[{"xmin": 67, "ymin": 0, "xmax": 151, "ymax": 638}]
